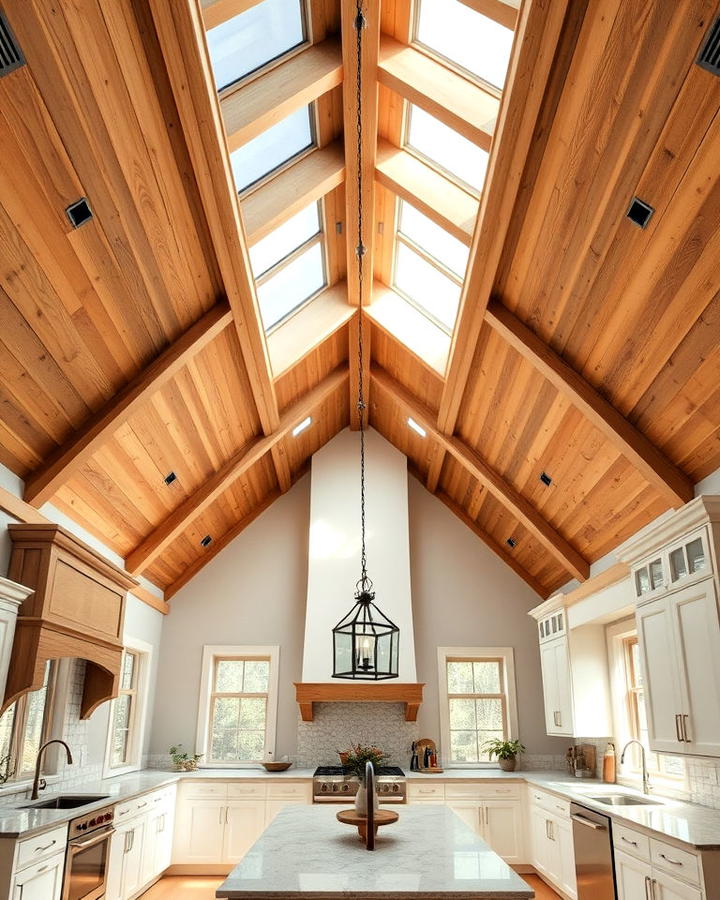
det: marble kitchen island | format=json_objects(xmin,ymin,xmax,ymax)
[{"xmin": 216, "ymin": 805, "xmax": 533, "ymax": 899}]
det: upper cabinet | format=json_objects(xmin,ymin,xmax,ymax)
[
  {"xmin": 619, "ymin": 496, "xmax": 720, "ymax": 758},
  {"xmin": 5, "ymin": 524, "xmax": 137, "ymax": 717}
]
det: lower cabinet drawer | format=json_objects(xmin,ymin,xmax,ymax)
[
  {"xmin": 650, "ymin": 838, "xmax": 700, "ymax": 886},
  {"xmin": 407, "ymin": 783, "xmax": 445, "ymax": 801},
  {"xmin": 180, "ymin": 781, "xmax": 228, "ymax": 800},
  {"xmin": 266, "ymin": 782, "xmax": 312, "ymax": 802},
  {"xmin": 614, "ymin": 822, "xmax": 650, "ymax": 862},
  {"xmin": 227, "ymin": 782, "xmax": 268, "ymax": 799},
  {"xmin": 16, "ymin": 824, "xmax": 67, "ymax": 869}
]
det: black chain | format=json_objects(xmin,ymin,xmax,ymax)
[{"xmin": 354, "ymin": 1, "xmax": 369, "ymax": 592}]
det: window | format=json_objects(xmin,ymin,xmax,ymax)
[
  {"xmin": 251, "ymin": 202, "xmax": 326, "ymax": 331},
  {"xmin": 207, "ymin": 0, "xmax": 306, "ymax": 92},
  {"xmin": 414, "ymin": 0, "xmax": 514, "ymax": 90},
  {"xmin": 104, "ymin": 638, "xmax": 152, "ymax": 777},
  {"xmin": 0, "ymin": 661, "xmax": 55, "ymax": 783},
  {"xmin": 230, "ymin": 105, "xmax": 314, "ymax": 194},
  {"xmin": 438, "ymin": 647, "xmax": 519, "ymax": 766},
  {"xmin": 197, "ymin": 646, "xmax": 279, "ymax": 766},
  {"xmin": 393, "ymin": 200, "xmax": 467, "ymax": 332},
  {"xmin": 406, "ymin": 105, "xmax": 489, "ymax": 195},
  {"xmin": 606, "ymin": 621, "xmax": 686, "ymax": 788}
]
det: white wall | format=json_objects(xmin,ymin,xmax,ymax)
[
  {"xmin": 303, "ymin": 428, "xmax": 416, "ymax": 682},
  {"xmin": 407, "ymin": 477, "xmax": 567, "ymax": 756},
  {"xmin": 149, "ymin": 476, "xmax": 311, "ymax": 760}
]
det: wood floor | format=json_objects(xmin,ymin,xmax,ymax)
[{"xmin": 139, "ymin": 873, "xmax": 561, "ymax": 898}]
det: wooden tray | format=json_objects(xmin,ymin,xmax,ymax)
[
  {"xmin": 418, "ymin": 766, "xmax": 444, "ymax": 774},
  {"xmin": 337, "ymin": 808, "xmax": 399, "ymax": 842}
]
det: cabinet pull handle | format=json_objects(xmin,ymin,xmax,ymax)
[
  {"xmin": 675, "ymin": 714, "xmax": 683, "ymax": 742},
  {"xmin": 621, "ymin": 836, "xmax": 638, "ymax": 847},
  {"xmin": 226, "ymin": 806, "xmax": 230, "ymax": 825},
  {"xmin": 34, "ymin": 839, "xmax": 56, "ymax": 853},
  {"xmin": 645, "ymin": 875, "xmax": 653, "ymax": 900},
  {"xmin": 37, "ymin": 865, "xmax": 48, "ymax": 874},
  {"xmin": 484, "ymin": 806, "xmax": 488, "ymax": 825},
  {"xmin": 219, "ymin": 806, "xmax": 224, "ymax": 825},
  {"xmin": 659, "ymin": 852, "xmax": 683, "ymax": 866},
  {"xmin": 682, "ymin": 714, "xmax": 691, "ymax": 743},
  {"xmin": 138, "ymin": 801, "xmax": 148, "ymax": 809}
]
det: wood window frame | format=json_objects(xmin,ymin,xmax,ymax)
[
  {"xmin": 103, "ymin": 637, "xmax": 153, "ymax": 778},
  {"xmin": 437, "ymin": 646, "xmax": 519, "ymax": 768},
  {"xmin": 196, "ymin": 645, "xmax": 280, "ymax": 768}
]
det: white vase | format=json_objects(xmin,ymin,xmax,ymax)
[{"xmin": 354, "ymin": 782, "xmax": 379, "ymax": 815}]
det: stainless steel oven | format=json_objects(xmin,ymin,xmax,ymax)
[{"xmin": 63, "ymin": 804, "xmax": 115, "ymax": 900}]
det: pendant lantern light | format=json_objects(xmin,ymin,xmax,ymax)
[{"xmin": 332, "ymin": 1, "xmax": 399, "ymax": 681}]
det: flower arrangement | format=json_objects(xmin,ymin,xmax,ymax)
[
  {"xmin": 343, "ymin": 743, "xmax": 387, "ymax": 780},
  {"xmin": 169, "ymin": 744, "xmax": 203, "ymax": 771}
]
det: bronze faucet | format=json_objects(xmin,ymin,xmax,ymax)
[{"xmin": 31, "ymin": 740, "xmax": 73, "ymax": 801}]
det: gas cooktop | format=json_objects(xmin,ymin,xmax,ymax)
[
  {"xmin": 312, "ymin": 765, "xmax": 406, "ymax": 803},
  {"xmin": 313, "ymin": 766, "xmax": 405, "ymax": 777}
]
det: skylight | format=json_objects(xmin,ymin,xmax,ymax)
[
  {"xmin": 250, "ymin": 203, "xmax": 321, "ymax": 276},
  {"xmin": 394, "ymin": 241, "xmax": 461, "ymax": 333},
  {"xmin": 257, "ymin": 243, "xmax": 325, "ymax": 331},
  {"xmin": 406, "ymin": 105, "xmax": 489, "ymax": 195},
  {"xmin": 207, "ymin": 0, "xmax": 306, "ymax": 92},
  {"xmin": 398, "ymin": 201, "xmax": 469, "ymax": 278},
  {"xmin": 415, "ymin": 0, "xmax": 514, "ymax": 90},
  {"xmin": 230, "ymin": 105, "xmax": 313, "ymax": 194}
]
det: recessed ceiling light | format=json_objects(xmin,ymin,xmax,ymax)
[
  {"xmin": 200, "ymin": 535, "xmax": 213, "ymax": 548},
  {"xmin": 164, "ymin": 471, "xmax": 177, "ymax": 486},
  {"xmin": 65, "ymin": 197, "xmax": 93, "ymax": 229},
  {"xmin": 626, "ymin": 196, "xmax": 654, "ymax": 229},
  {"xmin": 539, "ymin": 471, "xmax": 552, "ymax": 487},
  {"xmin": 506, "ymin": 537, "xmax": 517, "ymax": 549},
  {"xmin": 292, "ymin": 416, "xmax": 312, "ymax": 437},
  {"xmin": 407, "ymin": 417, "xmax": 426, "ymax": 438}
]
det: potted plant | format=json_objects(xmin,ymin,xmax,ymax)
[
  {"xmin": 483, "ymin": 738, "xmax": 526, "ymax": 772},
  {"xmin": 344, "ymin": 744, "xmax": 387, "ymax": 815},
  {"xmin": 169, "ymin": 744, "xmax": 203, "ymax": 772}
]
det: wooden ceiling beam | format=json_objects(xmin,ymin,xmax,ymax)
[
  {"xmin": 456, "ymin": 0, "xmax": 519, "ymax": 30},
  {"xmin": 242, "ymin": 142, "xmax": 345, "ymax": 245},
  {"xmin": 24, "ymin": 303, "xmax": 233, "ymax": 507},
  {"xmin": 201, "ymin": 0, "xmax": 263, "ymax": 30},
  {"xmin": 125, "ymin": 367, "xmax": 349, "ymax": 575},
  {"xmin": 149, "ymin": 0, "xmax": 286, "ymax": 493},
  {"xmin": 372, "ymin": 365, "xmax": 590, "ymax": 582},
  {"xmin": 222, "ymin": 39, "xmax": 343, "ymax": 152},
  {"xmin": 438, "ymin": 0, "xmax": 573, "ymax": 435},
  {"xmin": 378, "ymin": 37, "xmax": 499, "ymax": 151},
  {"xmin": 342, "ymin": 0, "xmax": 380, "ymax": 429},
  {"xmin": 376, "ymin": 139, "xmax": 477, "ymax": 245},
  {"xmin": 484, "ymin": 302, "xmax": 694, "ymax": 507}
]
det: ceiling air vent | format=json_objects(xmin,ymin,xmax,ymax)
[
  {"xmin": 697, "ymin": 16, "xmax": 720, "ymax": 75},
  {"xmin": 0, "ymin": 10, "xmax": 24, "ymax": 77}
]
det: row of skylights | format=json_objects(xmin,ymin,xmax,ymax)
[
  {"xmin": 250, "ymin": 201, "xmax": 326, "ymax": 331},
  {"xmin": 394, "ymin": 200, "xmax": 467, "ymax": 332},
  {"xmin": 207, "ymin": 0, "xmax": 306, "ymax": 92},
  {"xmin": 205, "ymin": 0, "xmax": 328, "ymax": 335},
  {"xmin": 414, "ymin": 0, "xmax": 514, "ymax": 91}
]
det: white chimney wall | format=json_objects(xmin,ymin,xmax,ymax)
[{"xmin": 302, "ymin": 428, "xmax": 417, "ymax": 682}]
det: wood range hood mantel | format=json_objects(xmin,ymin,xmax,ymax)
[
  {"xmin": 294, "ymin": 682, "xmax": 424, "ymax": 722},
  {"xmin": 5, "ymin": 524, "xmax": 137, "ymax": 718}
]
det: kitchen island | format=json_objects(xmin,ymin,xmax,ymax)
[{"xmin": 216, "ymin": 805, "xmax": 533, "ymax": 898}]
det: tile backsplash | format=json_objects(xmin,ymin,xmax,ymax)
[{"xmin": 296, "ymin": 702, "xmax": 418, "ymax": 768}]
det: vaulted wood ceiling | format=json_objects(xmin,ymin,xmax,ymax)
[{"xmin": 0, "ymin": 0, "xmax": 718, "ymax": 602}]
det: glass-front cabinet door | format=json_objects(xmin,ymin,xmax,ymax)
[
  {"xmin": 634, "ymin": 555, "xmax": 666, "ymax": 599},
  {"xmin": 667, "ymin": 528, "xmax": 710, "ymax": 588}
]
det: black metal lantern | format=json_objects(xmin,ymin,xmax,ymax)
[
  {"xmin": 332, "ymin": 0, "xmax": 399, "ymax": 681},
  {"xmin": 332, "ymin": 581, "xmax": 399, "ymax": 680}
]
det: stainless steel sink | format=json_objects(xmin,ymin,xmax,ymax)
[
  {"xmin": 588, "ymin": 794, "xmax": 662, "ymax": 806},
  {"xmin": 20, "ymin": 794, "xmax": 110, "ymax": 810}
]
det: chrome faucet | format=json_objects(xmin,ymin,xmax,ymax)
[
  {"xmin": 31, "ymin": 740, "xmax": 73, "ymax": 801},
  {"xmin": 620, "ymin": 740, "xmax": 650, "ymax": 795}
]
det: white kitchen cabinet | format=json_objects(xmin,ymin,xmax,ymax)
[
  {"xmin": 447, "ymin": 801, "xmax": 481, "ymax": 834},
  {"xmin": 10, "ymin": 850, "xmax": 65, "ymax": 900},
  {"xmin": 528, "ymin": 788, "xmax": 575, "ymax": 898},
  {"xmin": 615, "ymin": 848, "xmax": 652, "ymax": 900},
  {"xmin": 223, "ymin": 801, "xmax": 267, "ymax": 862},
  {"xmin": 652, "ymin": 871, "xmax": 703, "ymax": 900},
  {"xmin": 265, "ymin": 798, "xmax": 308, "ymax": 825},
  {"xmin": 118, "ymin": 816, "xmax": 147, "ymax": 899},
  {"xmin": 173, "ymin": 798, "xmax": 226, "ymax": 865},
  {"xmin": 483, "ymin": 800, "xmax": 524, "ymax": 865},
  {"xmin": 140, "ymin": 787, "xmax": 176, "ymax": 886},
  {"xmin": 557, "ymin": 816, "xmax": 577, "ymax": 900},
  {"xmin": 637, "ymin": 578, "xmax": 720, "ymax": 756},
  {"xmin": 530, "ymin": 806, "xmax": 561, "ymax": 885},
  {"xmin": 540, "ymin": 637, "xmax": 573, "ymax": 736}
]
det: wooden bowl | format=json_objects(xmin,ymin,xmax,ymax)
[{"xmin": 262, "ymin": 761, "xmax": 292, "ymax": 772}]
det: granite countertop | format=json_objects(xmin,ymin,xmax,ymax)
[
  {"xmin": 216, "ymin": 805, "xmax": 532, "ymax": 899},
  {"xmin": 409, "ymin": 768, "xmax": 720, "ymax": 850},
  {"xmin": 0, "ymin": 767, "xmax": 315, "ymax": 840}
]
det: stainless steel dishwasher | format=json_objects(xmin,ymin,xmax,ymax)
[{"xmin": 570, "ymin": 802, "xmax": 617, "ymax": 899}]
